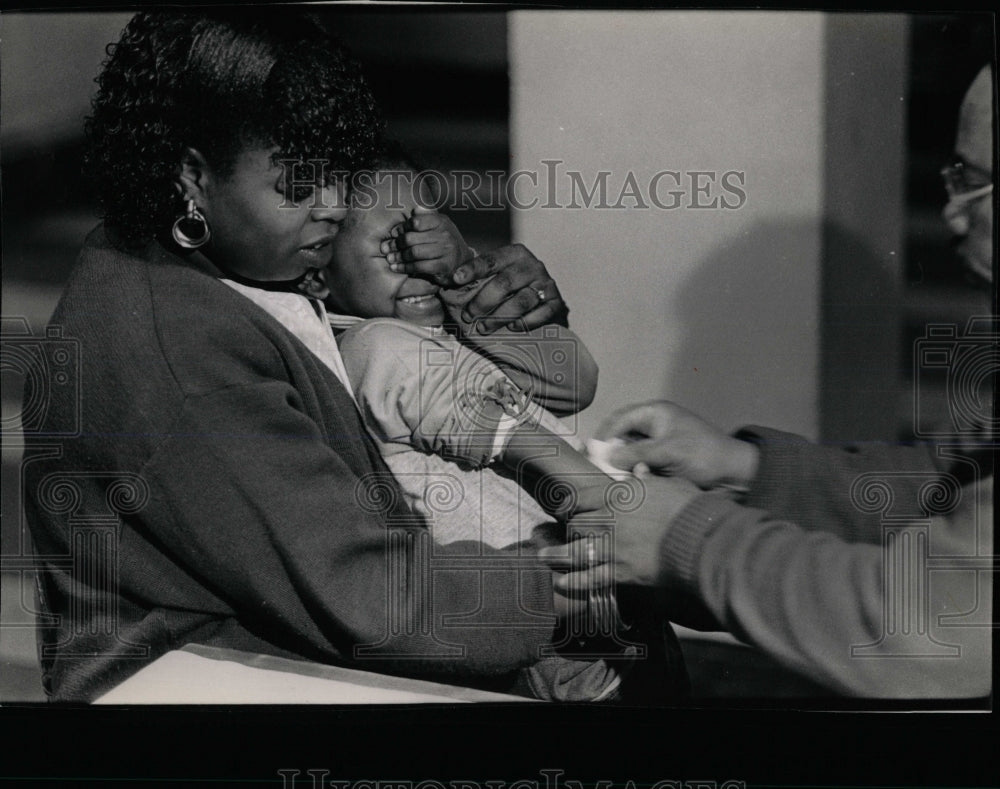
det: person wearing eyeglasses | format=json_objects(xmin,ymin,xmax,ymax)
[
  {"xmin": 941, "ymin": 67, "xmax": 994, "ymax": 286},
  {"xmin": 540, "ymin": 65, "xmax": 994, "ymax": 698}
]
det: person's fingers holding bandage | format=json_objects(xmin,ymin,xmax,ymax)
[
  {"xmin": 598, "ymin": 400, "xmax": 761, "ymax": 490},
  {"xmin": 595, "ymin": 401, "xmax": 683, "ymax": 473},
  {"xmin": 596, "ymin": 400, "xmax": 675, "ymax": 444}
]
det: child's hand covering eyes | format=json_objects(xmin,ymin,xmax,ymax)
[
  {"xmin": 379, "ymin": 204, "xmax": 474, "ymax": 284},
  {"xmin": 380, "ymin": 206, "xmax": 568, "ymax": 335}
]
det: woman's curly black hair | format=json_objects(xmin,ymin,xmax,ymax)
[{"xmin": 85, "ymin": 10, "xmax": 385, "ymax": 248}]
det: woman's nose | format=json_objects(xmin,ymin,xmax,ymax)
[
  {"xmin": 311, "ymin": 183, "xmax": 349, "ymax": 223},
  {"xmin": 942, "ymin": 199, "xmax": 971, "ymax": 237}
]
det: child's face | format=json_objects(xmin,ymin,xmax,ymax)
[{"xmin": 325, "ymin": 173, "xmax": 446, "ymax": 326}]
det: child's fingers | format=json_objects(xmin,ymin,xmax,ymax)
[
  {"xmin": 386, "ymin": 244, "xmax": 442, "ymax": 263},
  {"xmin": 386, "ymin": 212, "xmax": 442, "ymax": 239},
  {"xmin": 386, "ymin": 241, "xmax": 442, "ymax": 265},
  {"xmin": 404, "ymin": 211, "xmax": 443, "ymax": 233},
  {"xmin": 381, "ymin": 231, "xmax": 449, "ymax": 257},
  {"xmin": 401, "ymin": 229, "xmax": 445, "ymax": 249},
  {"xmin": 388, "ymin": 256, "xmax": 460, "ymax": 284}
]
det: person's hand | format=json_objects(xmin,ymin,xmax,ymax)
[
  {"xmin": 552, "ymin": 579, "xmax": 589, "ymax": 622},
  {"xmin": 380, "ymin": 205, "xmax": 472, "ymax": 282},
  {"xmin": 596, "ymin": 400, "xmax": 760, "ymax": 490},
  {"xmin": 450, "ymin": 244, "xmax": 567, "ymax": 334},
  {"xmin": 538, "ymin": 475, "xmax": 701, "ymax": 590}
]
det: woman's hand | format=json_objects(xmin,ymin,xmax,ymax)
[
  {"xmin": 381, "ymin": 205, "xmax": 566, "ymax": 333},
  {"xmin": 383, "ymin": 221, "xmax": 567, "ymax": 335},
  {"xmin": 451, "ymin": 244, "xmax": 567, "ymax": 334},
  {"xmin": 380, "ymin": 204, "xmax": 472, "ymax": 280},
  {"xmin": 596, "ymin": 400, "xmax": 760, "ymax": 490},
  {"xmin": 553, "ymin": 581, "xmax": 589, "ymax": 622},
  {"xmin": 539, "ymin": 475, "xmax": 702, "ymax": 591}
]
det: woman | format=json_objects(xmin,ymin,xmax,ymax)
[{"xmin": 23, "ymin": 10, "xmax": 574, "ymax": 702}]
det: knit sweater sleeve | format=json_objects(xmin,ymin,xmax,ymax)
[
  {"xmin": 659, "ymin": 486, "xmax": 991, "ymax": 698},
  {"xmin": 137, "ymin": 378, "xmax": 556, "ymax": 681},
  {"xmin": 735, "ymin": 425, "xmax": 947, "ymax": 544}
]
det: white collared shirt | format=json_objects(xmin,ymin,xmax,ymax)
[{"xmin": 220, "ymin": 279, "xmax": 357, "ymax": 404}]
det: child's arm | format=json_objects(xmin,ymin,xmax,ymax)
[
  {"xmin": 339, "ymin": 319, "xmax": 527, "ymax": 467},
  {"xmin": 339, "ymin": 321, "xmax": 615, "ymax": 624},
  {"xmin": 381, "ymin": 209, "xmax": 599, "ymax": 415},
  {"xmin": 498, "ymin": 418, "xmax": 616, "ymax": 520},
  {"xmin": 339, "ymin": 319, "xmax": 612, "ymax": 511}
]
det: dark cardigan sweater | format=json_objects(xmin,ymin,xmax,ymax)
[{"xmin": 23, "ymin": 227, "xmax": 556, "ymax": 702}]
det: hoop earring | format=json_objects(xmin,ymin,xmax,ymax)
[{"xmin": 172, "ymin": 199, "xmax": 211, "ymax": 249}]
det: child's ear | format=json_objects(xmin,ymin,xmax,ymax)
[{"xmin": 175, "ymin": 147, "xmax": 211, "ymax": 201}]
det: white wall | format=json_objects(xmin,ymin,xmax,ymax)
[
  {"xmin": 1, "ymin": 12, "xmax": 134, "ymax": 153},
  {"xmin": 509, "ymin": 11, "xmax": 825, "ymax": 439}
]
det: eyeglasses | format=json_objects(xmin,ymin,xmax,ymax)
[{"xmin": 941, "ymin": 161, "xmax": 994, "ymax": 206}]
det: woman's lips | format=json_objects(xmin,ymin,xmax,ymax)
[
  {"xmin": 301, "ymin": 233, "xmax": 339, "ymax": 250},
  {"xmin": 298, "ymin": 235, "xmax": 338, "ymax": 263}
]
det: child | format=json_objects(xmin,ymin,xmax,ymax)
[{"xmin": 321, "ymin": 162, "xmax": 687, "ymax": 702}]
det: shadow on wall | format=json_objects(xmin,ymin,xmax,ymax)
[
  {"xmin": 663, "ymin": 219, "xmax": 823, "ymax": 440},
  {"xmin": 663, "ymin": 218, "xmax": 899, "ymax": 443},
  {"xmin": 819, "ymin": 220, "xmax": 902, "ymax": 444}
]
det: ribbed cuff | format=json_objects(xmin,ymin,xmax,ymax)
[
  {"xmin": 732, "ymin": 425, "xmax": 810, "ymax": 511},
  {"xmin": 658, "ymin": 492, "xmax": 746, "ymax": 596}
]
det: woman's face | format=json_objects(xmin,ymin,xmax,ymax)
[
  {"xmin": 196, "ymin": 147, "xmax": 349, "ymax": 281},
  {"xmin": 325, "ymin": 173, "xmax": 446, "ymax": 326}
]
